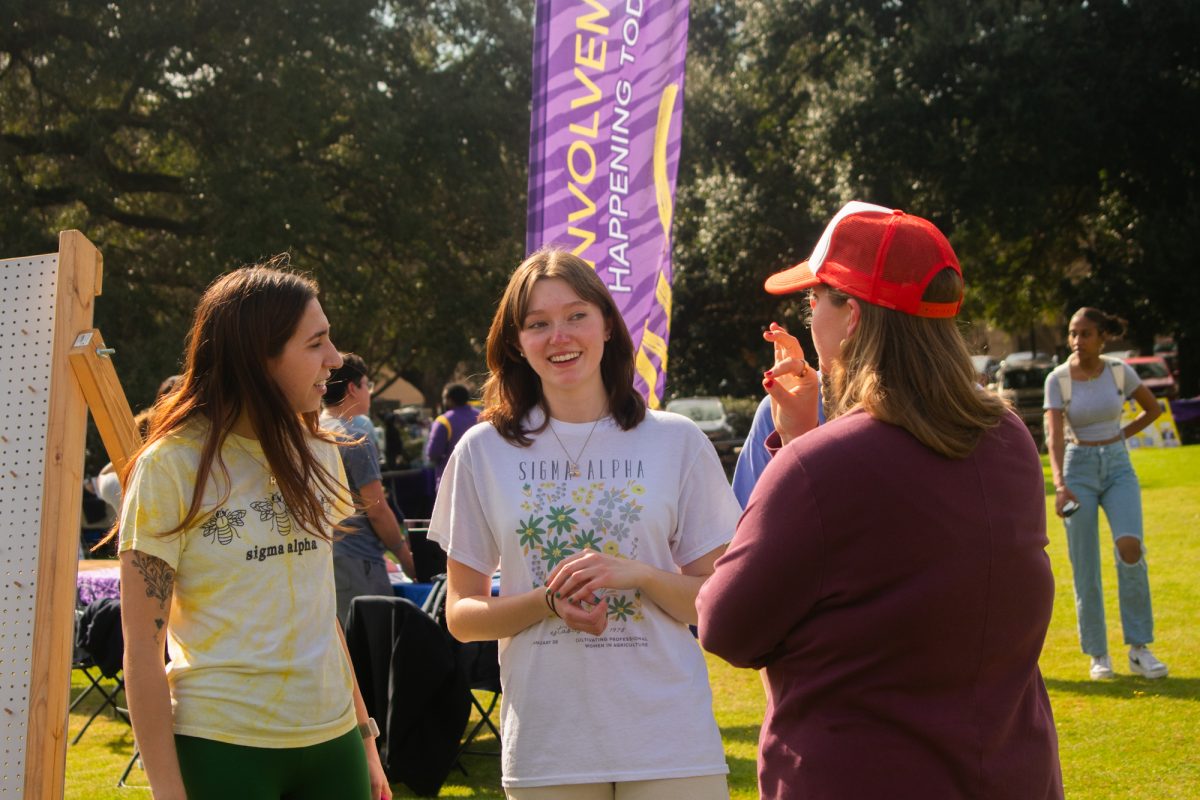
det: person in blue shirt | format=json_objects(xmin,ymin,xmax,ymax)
[
  {"xmin": 322, "ymin": 353, "xmax": 415, "ymax": 624},
  {"xmin": 731, "ymin": 324, "xmax": 825, "ymax": 508},
  {"xmin": 731, "ymin": 396, "xmax": 776, "ymax": 508}
]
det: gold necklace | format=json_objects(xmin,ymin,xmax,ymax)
[{"xmin": 547, "ymin": 416, "xmax": 604, "ymax": 479}]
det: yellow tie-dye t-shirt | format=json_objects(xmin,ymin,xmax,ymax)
[{"xmin": 118, "ymin": 423, "xmax": 357, "ymax": 748}]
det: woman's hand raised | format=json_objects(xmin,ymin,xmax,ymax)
[{"xmin": 762, "ymin": 322, "xmax": 821, "ymax": 445}]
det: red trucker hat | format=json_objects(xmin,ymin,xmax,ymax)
[{"xmin": 764, "ymin": 201, "xmax": 962, "ymax": 318}]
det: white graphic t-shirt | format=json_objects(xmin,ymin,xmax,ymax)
[
  {"xmin": 429, "ymin": 409, "xmax": 740, "ymax": 788},
  {"xmin": 118, "ymin": 423, "xmax": 357, "ymax": 748}
]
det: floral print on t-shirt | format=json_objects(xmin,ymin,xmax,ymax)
[{"xmin": 517, "ymin": 478, "xmax": 647, "ymax": 622}]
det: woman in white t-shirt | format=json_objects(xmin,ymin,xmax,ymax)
[
  {"xmin": 115, "ymin": 260, "xmax": 391, "ymax": 800},
  {"xmin": 1044, "ymin": 307, "xmax": 1167, "ymax": 681},
  {"xmin": 429, "ymin": 248, "xmax": 739, "ymax": 799}
]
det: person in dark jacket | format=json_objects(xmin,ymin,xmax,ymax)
[{"xmin": 698, "ymin": 202, "xmax": 1063, "ymax": 800}]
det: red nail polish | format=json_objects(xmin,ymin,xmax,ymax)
[
  {"xmin": 765, "ymin": 379, "xmax": 775, "ymax": 388},
  {"xmin": 764, "ymin": 370, "xmax": 774, "ymax": 378}
]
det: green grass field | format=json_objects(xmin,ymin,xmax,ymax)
[{"xmin": 64, "ymin": 446, "xmax": 1199, "ymax": 798}]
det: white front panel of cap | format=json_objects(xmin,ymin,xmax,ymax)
[{"xmin": 809, "ymin": 201, "xmax": 894, "ymax": 274}]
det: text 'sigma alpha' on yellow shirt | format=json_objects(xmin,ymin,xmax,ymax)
[{"xmin": 118, "ymin": 423, "xmax": 357, "ymax": 748}]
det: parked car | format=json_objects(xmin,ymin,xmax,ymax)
[
  {"xmin": 1124, "ymin": 355, "xmax": 1179, "ymax": 400},
  {"xmin": 990, "ymin": 359, "xmax": 1057, "ymax": 446},
  {"xmin": 1153, "ymin": 340, "xmax": 1179, "ymax": 381},
  {"xmin": 970, "ymin": 355, "xmax": 1001, "ymax": 386},
  {"xmin": 1000, "ymin": 350, "xmax": 1052, "ymax": 364},
  {"xmin": 665, "ymin": 396, "xmax": 735, "ymax": 442}
]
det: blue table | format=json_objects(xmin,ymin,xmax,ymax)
[
  {"xmin": 390, "ymin": 578, "xmax": 434, "ymax": 606},
  {"xmin": 389, "ymin": 574, "xmax": 501, "ymax": 606}
]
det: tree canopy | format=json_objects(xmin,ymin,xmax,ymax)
[
  {"xmin": 672, "ymin": 0, "xmax": 1200, "ymax": 395},
  {"xmin": 1, "ymin": 0, "xmax": 532, "ymax": 408},
  {"xmin": 3, "ymin": 0, "xmax": 1197, "ymax": 421}
]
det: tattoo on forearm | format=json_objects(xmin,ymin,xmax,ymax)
[{"xmin": 131, "ymin": 551, "xmax": 175, "ymax": 608}]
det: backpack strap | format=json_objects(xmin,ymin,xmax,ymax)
[
  {"xmin": 1101, "ymin": 355, "xmax": 1126, "ymax": 397},
  {"xmin": 1048, "ymin": 362, "xmax": 1075, "ymax": 445},
  {"xmin": 1050, "ymin": 362, "xmax": 1073, "ymax": 411}
]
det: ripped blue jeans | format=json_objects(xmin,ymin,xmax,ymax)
[{"xmin": 1062, "ymin": 442, "xmax": 1155, "ymax": 656}]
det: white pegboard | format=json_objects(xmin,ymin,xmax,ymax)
[{"xmin": 0, "ymin": 253, "xmax": 59, "ymax": 799}]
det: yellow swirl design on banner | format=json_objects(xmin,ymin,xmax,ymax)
[
  {"xmin": 633, "ymin": 83, "xmax": 681, "ymax": 409},
  {"xmin": 654, "ymin": 82, "xmax": 680, "ymax": 237},
  {"xmin": 635, "ymin": 272, "xmax": 674, "ymax": 409}
]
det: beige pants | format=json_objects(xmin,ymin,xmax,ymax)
[{"xmin": 506, "ymin": 773, "xmax": 729, "ymax": 800}]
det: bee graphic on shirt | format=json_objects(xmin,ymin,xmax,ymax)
[
  {"xmin": 202, "ymin": 509, "xmax": 246, "ymax": 545},
  {"xmin": 251, "ymin": 492, "xmax": 293, "ymax": 537}
]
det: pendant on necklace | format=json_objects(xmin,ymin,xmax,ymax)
[{"xmin": 548, "ymin": 414, "xmax": 604, "ymax": 481}]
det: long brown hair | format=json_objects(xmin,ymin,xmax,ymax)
[
  {"xmin": 112, "ymin": 256, "xmax": 344, "ymax": 541},
  {"xmin": 482, "ymin": 247, "xmax": 645, "ymax": 445},
  {"xmin": 825, "ymin": 268, "xmax": 1008, "ymax": 459}
]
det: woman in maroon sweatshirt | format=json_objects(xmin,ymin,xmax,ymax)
[{"xmin": 697, "ymin": 202, "xmax": 1063, "ymax": 800}]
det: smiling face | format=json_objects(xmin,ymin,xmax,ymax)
[
  {"xmin": 1068, "ymin": 314, "xmax": 1105, "ymax": 362},
  {"xmin": 517, "ymin": 277, "xmax": 611, "ymax": 413},
  {"xmin": 266, "ymin": 298, "xmax": 343, "ymax": 414}
]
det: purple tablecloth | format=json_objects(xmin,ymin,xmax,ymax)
[
  {"xmin": 77, "ymin": 566, "xmax": 120, "ymax": 606},
  {"xmin": 80, "ymin": 563, "xmax": 437, "ymax": 607},
  {"xmin": 79, "ymin": 565, "xmax": 498, "ymax": 608},
  {"xmin": 1170, "ymin": 397, "xmax": 1200, "ymax": 424}
]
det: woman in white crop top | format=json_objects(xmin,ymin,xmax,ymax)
[{"xmin": 1043, "ymin": 307, "xmax": 1167, "ymax": 682}]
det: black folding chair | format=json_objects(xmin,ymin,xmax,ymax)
[
  {"xmin": 69, "ymin": 655, "xmax": 127, "ymax": 744},
  {"xmin": 422, "ymin": 574, "xmax": 502, "ymax": 767},
  {"xmin": 71, "ymin": 604, "xmax": 129, "ymax": 744},
  {"xmin": 116, "ymin": 741, "xmax": 142, "ymax": 788},
  {"xmin": 456, "ymin": 640, "xmax": 502, "ymax": 759},
  {"xmin": 73, "ymin": 599, "xmax": 143, "ymax": 785},
  {"xmin": 345, "ymin": 594, "xmax": 471, "ymax": 795},
  {"xmin": 405, "ymin": 518, "xmax": 448, "ymax": 584}
]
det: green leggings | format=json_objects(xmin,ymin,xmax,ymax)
[{"xmin": 175, "ymin": 727, "xmax": 371, "ymax": 800}]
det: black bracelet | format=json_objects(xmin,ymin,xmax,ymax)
[{"xmin": 544, "ymin": 587, "xmax": 560, "ymax": 618}]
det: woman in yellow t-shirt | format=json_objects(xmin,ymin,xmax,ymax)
[{"xmin": 115, "ymin": 259, "xmax": 390, "ymax": 800}]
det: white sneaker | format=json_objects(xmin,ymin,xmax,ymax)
[
  {"xmin": 1129, "ymin": 645, "xmax": 1168, "ymax": 679},
  {"xmin": 1089, "ymin": 654, "xmax": 1115, "ymax": 680}
]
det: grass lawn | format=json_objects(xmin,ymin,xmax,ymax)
[{"xmin": 65, "ymin": 447, "xmax": 1198, "ymax": 798}]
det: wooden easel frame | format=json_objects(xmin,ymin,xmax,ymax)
[{"xmin": 12, "ymin": 231, "xmax": 138, "ymax": 800}]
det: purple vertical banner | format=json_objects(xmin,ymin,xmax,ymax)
[{"xmin": 527, "ymin": 0, "xmax": 689, "ymax": 408}]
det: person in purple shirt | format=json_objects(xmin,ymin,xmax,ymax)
[
  {"xmin": 698, "ymin": 202, "xmax": 1063, "ymax": 800},
  {"xmin": 424, "ymin": 383, "xmax": 480, "ymax": 488}
]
